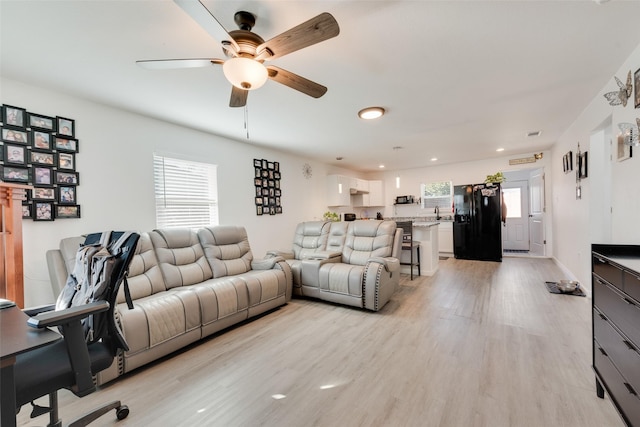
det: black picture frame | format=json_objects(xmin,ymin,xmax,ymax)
[
  {"xmin": 31, "ymin": 131, "xmax": 52, "ymax": 150},
  {"xmin": 54, "ymin": 136, "xmax": 79, "ymax": 153},
  {"xmin": 22, "ymin": 203, "xmax": 32, "ymax": 219},
  {"xmin": 3, "ymin": 143, "xmax": 27, "ymax": 165},
  {"xmin": 635, "ymin": 68, "xmax": 640, "ymax": 109},
  {"xmin": 578, "ymin": 151, "xmax": 588, "ymax": 179},
  {"xmin": 33, "ymin": 202, "xmax": 54, "ymax": 221},
  {"xmin": 57, "ymin": 152, "xmax": 75, "ymax": 170},
  {"xmin": 55, "ymin": 170, "xmax": 79, "ymax": 185},
  {"xmin": 28, "ymin": 113, "xmax": 55, "ymax": 132},
  {"xmin": 57, "ymin": 185, "xmax": 76, "ymax": 204},
  {"xmin": 617, "ymin": 135, "xmax": 633, "ymax": 161},
  {"xmin": 253, "ymin": 158, "xmax": 282, "ymax": 216},
  {"xmin": 56, "ymin": 116, "xmax": 75, "ymax": 137},
  {"xmin": 2, "ymin": 105, "xmax": 27, "ymax": 129},
  {"xmin": 1, "ymin": 165, "xmax": 29, "ymax": 183},
  {"xmin": 32, "ymin": 187, "xmax": 56, "ymax": 201},
  {"xmin": 29, "ymin": 150, "xmax": 56, "ymax": 166},
  {"xmin": 563, "ymin": 151, "xmax": 573, "ymax": 174},
  {"xmin": 32, "ymin": 166, "xmax": 53, "ymax": 186},
  {"xmin": 1, "ymin": 127, "xmax": 28, "ymax": 144},
  {"xmin": 55, "ymin": 205, "xmax": 81, "ymax": 219}
]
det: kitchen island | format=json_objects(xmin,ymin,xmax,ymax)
[{"xmin": 411, "ymin": 222, "xmax": 439, "ymax": 276}]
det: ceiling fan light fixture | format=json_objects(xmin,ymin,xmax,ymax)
[
  {"xmin": 358, "ymin": 107, "xmax": 385, "ymax": 120},
  {"xmin": 223, "ymin": 57, "xmax": 268, "ymax": 90}
]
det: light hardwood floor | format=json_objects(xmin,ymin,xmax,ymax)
[{"xmin": 18, "ymin": 257, "xmax": 623, "ymax": 427}]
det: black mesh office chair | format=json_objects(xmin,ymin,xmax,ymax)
[
  {"xmin": 14, "ymin": 231, "xmax": 139, "ymax": 427},
  {"xmin": 397, "ymin": 221, "xmax": 421, "ymax": 280}
]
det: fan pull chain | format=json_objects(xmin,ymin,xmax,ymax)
[{"xmin": 244, "ymin": 105, "xmax": 250, "ymax": 139}]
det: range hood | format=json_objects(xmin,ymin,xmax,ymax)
[{"xmin": 350, "ymin": 187, "xmax": 369, "ymax": 195}]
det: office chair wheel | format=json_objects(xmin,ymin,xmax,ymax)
[{"xmin": 116, "ymin": 405, "xmax": 129, "ymax": 420}]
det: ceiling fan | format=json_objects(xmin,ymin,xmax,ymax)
[{"xmin": 137, "ymin": 0, "xmax": 340, "ymax": 107}]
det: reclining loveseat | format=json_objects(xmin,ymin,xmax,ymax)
[
  {"xmin": 268, "ymin": 219, "xmax": 402, "ymax": 311},
  {"xmin": 46, "ymin": 225, "xmax": 292, "ymax": 385}
]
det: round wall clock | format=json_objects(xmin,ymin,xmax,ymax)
[{"xmin": 302, "ymin": 163, "xmax": 312, "ymax": 179}]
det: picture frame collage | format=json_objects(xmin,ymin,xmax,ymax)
[
  {"xmin": 253, "ymin": 158, "xmax": 282, "ymax": 215},
  {"xmin": 0, "ymin": 104, "xmax": 81, "ymax": 221}
]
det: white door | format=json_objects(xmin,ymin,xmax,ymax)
[
  {"xmin": 502, "ymin": 180, "xmax": 530, "ymax": 251},
  {"xmin": 529, "ymin": 169, "xmax": 545, "ymax": 256}
]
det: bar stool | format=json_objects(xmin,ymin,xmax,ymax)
[{"xmin": 397, "ymin": 221, "xmax": 421, "ymax": 280}]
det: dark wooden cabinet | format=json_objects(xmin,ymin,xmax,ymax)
[{"xmin": 592, "ymin": 244, "xmax": 640, "ymax": 427}]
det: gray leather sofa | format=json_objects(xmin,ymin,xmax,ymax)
[
  {"xmin": 46, "ymin": 225, "xmax": 292, "ymax": 384},
  {"xmin": 268, "ymin": 220, "xmax": 402, "ymax": 311}
]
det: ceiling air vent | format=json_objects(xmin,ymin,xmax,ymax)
[{"xmin": 527, "ymin": 131, "xmax": 542, "ymax": 137}]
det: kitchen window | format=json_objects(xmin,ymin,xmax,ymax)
[
  {"xmin": 421, "ymin": 180, "xmax": 453, "ymax": 211},
  {"xmin": 153, "ymin": 154, "xmax": 219, "ymax": 229}
]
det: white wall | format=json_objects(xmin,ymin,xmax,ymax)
[
  {"xmin": 2, "ymin": 77, "xmax": 338, "ymax": 306},
  {"xmin": 552, "ymin": 42, "xmax": 640, "ymax": 289}
]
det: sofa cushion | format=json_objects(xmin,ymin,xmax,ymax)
[
  {"xmin": 292, "ymin": 221, "xmax": 330, "ymax": 259},
  {"xmin": 198, "ymin": 226, "xmax": 253, "ymax": 278},
  {"xmin": 342, "ymin": 220, "xmax": 396, "ymax": 265},
  {"xmin": 117, "ymin": 232, "xmax": 166, "ymax": 303},
  {"xmin": 117, "ymin": 288, "xmax": 201, "ymax": 354},
  {"xmin": 326, "ymin": 221, "xmax": 349, "ymax": 253},
  {"xmin": 150, "ymin": 228, "xmax": 213, "ymax": 289},
  {"xmin": 319, "ymin": 263, "xmax": 364, "ymax": 297}
]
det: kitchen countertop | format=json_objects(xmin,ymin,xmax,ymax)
[{"xmin": 412, "ymin": 222, "xmax": 440, "ymax": 228}]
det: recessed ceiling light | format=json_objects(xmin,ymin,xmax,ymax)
[
  {"xmin": 527, "ymin": 131, "xmax": 541, "ymax": 137},
  {"xmin": 430, "ymin": 157, "xmax": 438, "ymax": 162},
  {"xmin": 358, "ymin": 107, "xmax": 385, "ymax": 120},
  {"xmin": 379, "ymin": 164, "xmax": 385, "ymax": 168},
  {"xmin": 496, "ymin": 148, "xmax": 505, "ymax": 152}
]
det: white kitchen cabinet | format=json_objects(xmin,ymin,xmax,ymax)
[
  {"xmin": 352, "ymin": 180, "xmax": 384, "ymax": 207},
  {"xmin": 438, "ymin": 221, "xmax": 453, "ymax": 253},
  {"xmin": 327, "ymin": 175, "xmax": 351, "ymax": 206}
]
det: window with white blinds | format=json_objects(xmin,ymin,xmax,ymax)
[
  {"xmin": 153, "ymin": 154, "xmax": 219, "ymax": 229},
  {"xmin": 421, "ymin": 181, "xmax": 453, "ymax": 210}
]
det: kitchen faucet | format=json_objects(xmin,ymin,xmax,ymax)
[{"xmin": 434, "ymin": 206, "xmax": 441, "ymax": 220}]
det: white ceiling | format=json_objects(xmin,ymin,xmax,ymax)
[{"xmin": 2, "ymin": 0, "xmax": 640, "ymax": 172}]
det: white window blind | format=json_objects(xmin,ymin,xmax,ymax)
[
  {"xmin": 421, "ymin": 181, "xmax": 453, "ymax": 210},
  {"xmin": 153, "ymin": 154, "xmax": 219, "ymax": 229}
]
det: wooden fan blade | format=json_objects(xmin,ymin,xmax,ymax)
[
  {"xmin": 266, "ymin": 66, "xmax": 327, "ymax": 98},
  {"xmin": 230, "ymin": 86, "xmax": 248, "ymax": 107},
  {"xmin": 136, "ymin": 59, "xmax": 223, "ymax": 69},
  {"xmin": 255, "ymin": 13, "xmax": 339, "ymax": 61},
  {"xmin": 174, "ymin": 0, "xmax": 239, "ymax": 54}
]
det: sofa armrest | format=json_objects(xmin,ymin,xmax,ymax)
[
  {"xmin": 300, "ymin": 256, "xmax": 341, "ymax": 288},
  {"xmin": 303, "ymin": 251, "xmax": 341, "ymax": 260},
  {"xmin": 265, "ymin": 250, "xmax": 294, "ymax": 260},
  {"xmin": 251, "ymin": 256, "xmax": 285, "ymax": 270},
  {"xmin": 367, "ymin": 257, "xmax": 400, "ymax": 273}
]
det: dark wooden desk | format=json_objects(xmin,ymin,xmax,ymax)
[{"xmin": 1, "ymin": 305, "xmax": 60, "ymax": 427}]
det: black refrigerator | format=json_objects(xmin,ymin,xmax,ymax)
[{"xmin": 453, "ymin": 183, "xmax": 503, "ymax": 262}]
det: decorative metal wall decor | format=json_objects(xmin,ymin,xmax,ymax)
[
  {"xmin": 0, "ymin": 104, "xmax": 80, "ymax": 220},
  {"xmin": 253, "ymin": 158, "xmax": 282, "ymax": 215},
  {"xmin": 604, "ymin": 70, "xmax": 632, "ymax": 107}
]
